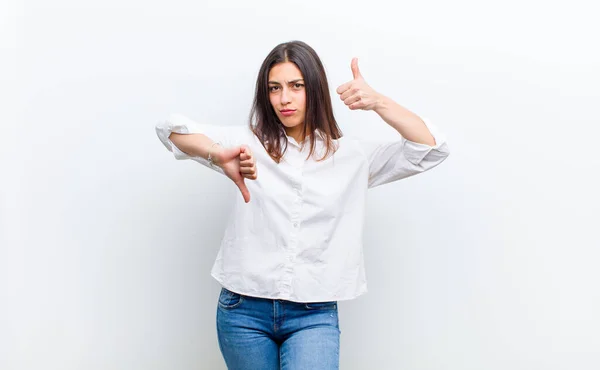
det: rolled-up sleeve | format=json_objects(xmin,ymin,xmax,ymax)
[
  {"xmin": 155, "ymin": 113, "xmax": 247, "ymax": 173},
  {"xmin": 360, "ymin": 117, "xmax": 450, "ymax": 188}
]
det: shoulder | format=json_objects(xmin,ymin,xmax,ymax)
[{"xmin": 334, "ymin": 135, "xmax": 368, "ymax": 157}]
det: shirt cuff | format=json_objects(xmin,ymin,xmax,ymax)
[
  {"xmin": 155, "ymin": 113, "xmax": 197, "ymax": 159},
  {"xmin": 155, "ymin": 114, "xmax": 225, "ymax": 174},
  {"xmin": 402, "ymin": 117, "xmax": 449, "ymax": 165}
]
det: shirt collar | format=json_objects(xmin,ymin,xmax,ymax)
[{"xmin": 286, "ymin": 128, "xmax": 326, "ymax": 148}]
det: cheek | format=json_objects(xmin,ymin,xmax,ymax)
[{"xmin": 298, "ymin": 92, "xmax": 307, "ymax": 109}]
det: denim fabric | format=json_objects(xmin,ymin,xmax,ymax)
[{"xmin": 216, "ymin": 287, "xmax": 340, "ymax": 369}]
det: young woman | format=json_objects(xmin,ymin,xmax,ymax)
[{"xmin": 156, "ymin": 40, "xmax": 450, "ymax": 370}]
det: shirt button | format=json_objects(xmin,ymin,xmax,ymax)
[{"xmin": 293, "ymin": 222, "xmax": 299, "ymax": 228}]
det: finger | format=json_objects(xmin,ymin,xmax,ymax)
[
  {"xmin": 336, "ymin": 80, "xmax": 353, "ymax": 95},
  {"xmin": 340, "ymin": 87, "xmax": 358, "ymax": 101},
  {"xmin": 349, "ymin": 101, "xmax": 364, "ymax": 110},
  {"xmin": 242, "ymin": 172, "xmax": 258, "ymax": 180},
  {"xmin": 240, "ymin": 166, "xmax": 256, "ymax": 174},
  {"xmin": 240, "ymin": 145, "xmax": 252, "ymax": 158},
  {"xmin": 235, "ymin": 178, "xmax": 251, "ymax": 203},
  {"xmin": 344, "ymin": 95, "xmax": 362, "ymax": 107},
  {"xmin": 351, "ymin": 57, "xmax": 362, "ymax": 80},
  {"xmin": 240, "ymin": 159, "xmax": 254, "ymax": 167}
]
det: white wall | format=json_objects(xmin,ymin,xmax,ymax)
[{"xmin": 3, "ymin": 0, "xmax": 599, "ymax": 369}]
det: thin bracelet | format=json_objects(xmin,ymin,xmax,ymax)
[{"xmin": 207, "ymin": 142, "xmax": 222, "ymax": 168}]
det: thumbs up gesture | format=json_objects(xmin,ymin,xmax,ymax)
[
  {"xmin": 213, "ymin": 145, "xmax": 257, "ymax": 203},
  {"xmin": 336, "ymin": 57, "xmax": 381, "ymax": 111}
]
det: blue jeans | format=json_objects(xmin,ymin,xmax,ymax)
[{"xmin": 216, "ymin": 287, "xmax": 341, "ymax": 369}]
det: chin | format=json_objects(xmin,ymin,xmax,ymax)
[{"xmin": 280, "ymin": 120, "xmax": 303, "ymax": 129}]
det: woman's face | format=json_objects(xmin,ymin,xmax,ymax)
[{"xmin": 268, "ymin": 62, "xmax": 306, "ymax": 137}]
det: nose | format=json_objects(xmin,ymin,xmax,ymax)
[{"xmin": 280, "ymin": 87, "xmax": 291, "ymax": 105}]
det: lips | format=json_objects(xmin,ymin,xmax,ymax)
[{"xmin": 280, "ymin": 109, "xmax": 296, "ymax": 117}]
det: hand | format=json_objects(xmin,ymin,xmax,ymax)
[
  {"xmin": 213, "ymin": 145, "xmax": 257, "ymax": 203},
  {"xmin": 336, "ymin": 57, "xmax": 381, "ymax": 111}
]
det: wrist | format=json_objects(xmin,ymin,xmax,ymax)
[
  {"xmin": 373, "ymin": 93, "xmax": 388, "ymax": 113},
  {"xmin": 208, "ymin": 143, "xmax": 224, "ymax": 168}
]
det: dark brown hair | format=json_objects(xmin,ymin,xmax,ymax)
[{"xmin": 249, "ymin": 40, "xmax": 342, "ymax": 163}]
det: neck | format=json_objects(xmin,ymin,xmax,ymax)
[{"xmin": 285, "ymin": 125, "xmax": 306, "ymax": 143}]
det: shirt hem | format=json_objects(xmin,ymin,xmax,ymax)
[{"xmin": 211, "ymin": 272, "xmax": 367, "ymax": 303}]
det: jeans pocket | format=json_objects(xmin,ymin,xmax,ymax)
[
  {"xmin": 218, "ymin": 287, "xmax": 244, "ymax": 309},
  {"xmin": 304, "ymin": 301, "xmax": 337, "ymax": 310}
]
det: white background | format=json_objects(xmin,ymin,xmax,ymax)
[{"xmin": 2, "ymin": 0, "xmax": 599, "ymax": 369}]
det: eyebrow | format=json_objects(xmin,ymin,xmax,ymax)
[{"xmin": 268, "ymin": 79, "xmax": 304, "ymax": 85}]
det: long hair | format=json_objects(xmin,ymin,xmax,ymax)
[{"xmin": 249, "ymin": 40, "xmax": 342, "ymax": 163}]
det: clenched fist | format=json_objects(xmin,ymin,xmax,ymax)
[{"xmin": 336, "ymin": 57, "xmax": 381, "ymax": 111}]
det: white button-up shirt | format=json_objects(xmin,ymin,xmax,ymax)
[{"xmin": 156, "ymin": 113, "xmax": 450, "ymax": 302}]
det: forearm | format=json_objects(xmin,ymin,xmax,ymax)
[
  {"xmin": 169, "ymin": 133, "xmax": 223, "ymax": 161},
  {"xmin": 373, "ymin": 95, "xmax": 436, "ymax": 146}
]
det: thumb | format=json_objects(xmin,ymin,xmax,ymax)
[
  {"xmin": 351, "ymin": 57, "xmax": 362, "ymax": 80},
  {"xmin": 235, "ymin": 178, "xmax": 251, "ymax": 203}
]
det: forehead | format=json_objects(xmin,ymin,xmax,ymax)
[{"xmin": 268, "ymin": 62, "xmax": 303, "ymax": 81}]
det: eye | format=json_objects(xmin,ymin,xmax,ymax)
[
  {"xmin": 293, "ymin": 83, "xmax": 304, "ymax": 89},
  {"xmin": 269, "ymin": 86, "xmax": 280, "ymax": 92}
]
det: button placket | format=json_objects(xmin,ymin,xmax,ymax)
[{"xmin": 281, "ymin": 153, "xmax": 304, "ymax": 296}]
